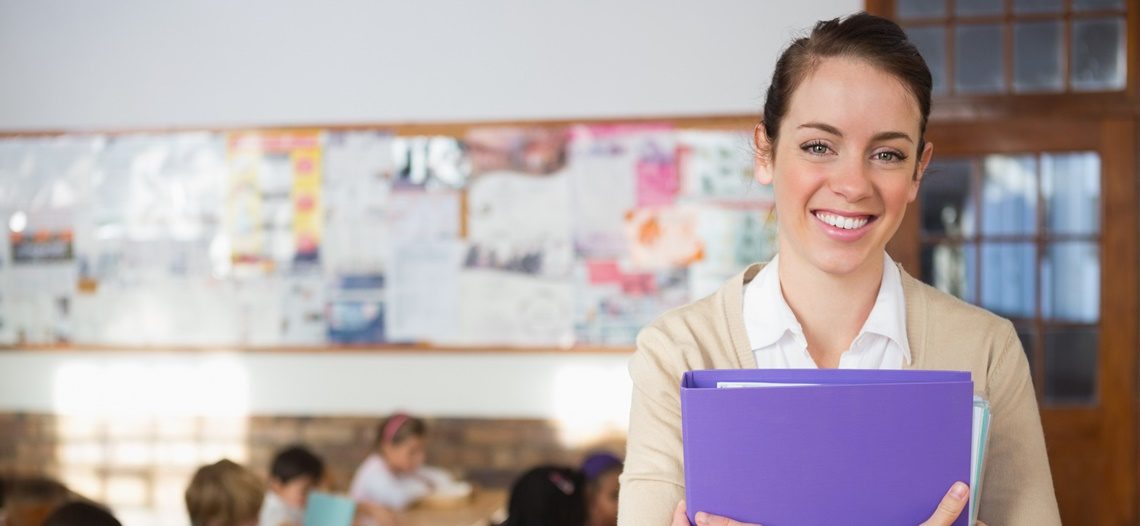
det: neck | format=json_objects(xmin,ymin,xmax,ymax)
[{"xmin": 777, "ymin": 247, "xmax": 884, "ymax": 368}]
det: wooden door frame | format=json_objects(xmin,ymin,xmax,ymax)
[
  {"xmin": 867, "ymin": 2, "xmax": 1140, "ymax": 522},
  {"xmin": 890, "ymin": 117, "xmax": 1138, "ymax": 523}
]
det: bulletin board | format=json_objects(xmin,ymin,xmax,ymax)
[{"xmin": 0, "ymin": 116, "xmax": 777, "ymax": 351}]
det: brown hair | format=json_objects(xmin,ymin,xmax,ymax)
[
  {"xmin": 184, "ymin": 459, "xmax": 264, "ymax": 526},
  {"xmin": 758, "ymin": 12, "xmax": 933, "ymax": 163},
  {"xmin": 374, "ymin": 413, "xmax": 427, "ymax": 448}
]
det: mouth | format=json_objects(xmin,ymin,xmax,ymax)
[{"xmin": 812, "ymin": 210, "xmax": 878, "ymax": 231}]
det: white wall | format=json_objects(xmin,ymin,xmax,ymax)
[
  {"xmin": 0, "ymin": 350, "xmax": 631, "ymax": 419},
  {"xmin": 0, "ymin": 0, "xmax": 860, "ymax": 131},
  {"xmin": 0, "ymin": 0, "xmax": 860, "ymax": 421}
]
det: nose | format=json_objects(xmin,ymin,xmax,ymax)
[{"xmin": 827, "ymin": 157, "xmax": 874, "ymax": 202}]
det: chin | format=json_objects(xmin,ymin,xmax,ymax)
[{"xmin": 809, "ymin": 248, "xmax": 878, "ymax": 276}]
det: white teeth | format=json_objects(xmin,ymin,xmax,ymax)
[{"xmin": 815, "ymin": 212, "xmax": 869, "ymax": 230}]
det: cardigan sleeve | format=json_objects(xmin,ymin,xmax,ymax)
[
  {"xmin": 978, "ymin": 321, "xmax": 1062, "ymax": 525},
  {"xmin": 618, "ymin": 325, "xmax": 687, "ymax": 526}
]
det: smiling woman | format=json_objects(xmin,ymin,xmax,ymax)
[{"xmin": 618, "ymin": 12, "xmax": 1060, "ymax": 526}]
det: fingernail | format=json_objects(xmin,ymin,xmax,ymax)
[
  {"xmin": 950, "ymin": 482, "xmax": 968, "ymax": 500},
  {"xmin": 695, "ymin": 511, "xmax": 710, "ymax": 525}
]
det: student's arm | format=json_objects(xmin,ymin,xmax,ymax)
[
  {"xmin": 977, "ymin": 323, "xmax": 1062, "ymax": 525},
  {"xmin": 618, "ymin": 325, "xmax": 688, "ymax": 526},
  {"xmin": 354, "ymin": 501, "xmax": 401, "ymax": 526}
]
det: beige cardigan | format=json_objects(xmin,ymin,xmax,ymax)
[{"xmin": 618, "ymin": 263, "xmax": 1061, "ymax": 525}]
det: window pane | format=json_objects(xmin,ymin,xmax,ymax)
[
  {"xmin": 908, "ymin": 27, "xmax": 949, "ymax": 95},
  {"xmin": 956, "ymin": 24, "xmax": 1006, "ymax": 94},
  {"xmin": 1072, "ymin": 0, "xmax": 1124, "ymax": 11},
  {"xmin": 922, "ymin": 243, "xmax": 977, "ymax": 303},
  {"xmin": 981, "ymin": 155, "xmax": 1037, "ymax": 236},
  {"xmin": 1043, "ymin": 152, "xmax": 1100, "ymax": 235},
  {"xmin": 957, "ymin": 0, "xmax": 1004, "ymax": 16},
  {"xmin": 1014, "ymin": 0, "xmax": 1063, "ymax": 14},
  {"xmin": 980, "ymin": 242, "xmax": 1037, "ymax": 318},
  {"xmin": 1044, "ymin": 328, "xmax": 1098, "ymax": 405},
  {"xmin": 1043, "ymin": 242, "xmax": 1099, "ymax": 322},
  {"xmin": 1014, "ymin": 22, "xmax": 1064, "ymax": 93},
  {"xmin": 898, "ymin": 0, "xmax": 948, "ymax": 19},
  {"xmin": 1071, "ymin": 18, "xmax": 1127, "ymax": 91},
  {"xmin": 920, "ymin": 158, "xmax": 975, "ymax": 236}
]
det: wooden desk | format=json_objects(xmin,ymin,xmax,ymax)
[{"xmin": 403, "ymin": 489, "xmax": 507, "ymax": 526}]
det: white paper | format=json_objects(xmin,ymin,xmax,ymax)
[
  {"xmin": 457, "ymin": 269, "xmax": 574, "ymax": 347},
  {"xmin": 322, "ymin": 131, "xmax": 396, "ymax": 276},
  {"xmin": 466, "ymin": 171, "xmax": 573, "ymax": 278},
  {"xmin": 385, "ymin": 240, "xmax": 464, "ymax": 343}
]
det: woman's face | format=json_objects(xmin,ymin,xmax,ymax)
[{"xmin": 757, "ymin": 56, "xmax": 933, "ymax": 277}]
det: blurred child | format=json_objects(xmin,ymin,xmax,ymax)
[
  {"xmin": 349, "ymin": 413, "xmax": 452, "ymax": 512},
  {"xmin": 43, "ymin": 500, "xmax": 121, "ymax": 526},
  {"xmin": 498, "ymin": 465, "xmax": 586, "ymax": 526},
  {"xmin": 580, "ymin": 452, "xmax": 622, "ymax": 526},
  {"xmin": 260, "ymin": 445, "xmax": 325, "ymax": 526},
  {"xmin": 185, "ymin": 459, "xmax": 264, "ymax": 526},
  {"xmin": 0, "ymin": 475, "xmax": 71, "ymax": 526}
]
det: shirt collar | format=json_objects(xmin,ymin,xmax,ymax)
[
  {"xmin": 742, "ymin": 254, "xmax": 806, "ymax": 350},
  {"xmin": 742, "ymin": 252, "xmax": 912, "ymax": 365},
  {"xmin": 861, "ymin": 254, "xmax": 912, "ymax": 365}
]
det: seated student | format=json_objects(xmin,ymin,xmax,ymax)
[
  {"xmin": 498, "ymin": 465, "xmax": 586, "ymax": 526},
  {"xmin": 43, "ymin": 500, "xmax": 121, "ymax": 526},
  {"xmin": 580, "ymin": 453, "xmax": 622, "ymax": 526},
  {"xmin": 0, "ymin": 475, "xmax": 72, "ymax": 526},
  {"xmin": 261, "ymin": 445, "xmax": 324, "ymax": 526},
  {"xmin": 185, "ymin": 459, "xmax": 264, "ymax": 526},
  {"xmin": 349, "ymin": 413, "xmax": 453, "ymax": 512}
]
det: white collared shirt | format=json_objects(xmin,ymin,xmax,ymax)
[{"xmin": 742, "ymin": 253, "xmax": 911, "ymax": 369}]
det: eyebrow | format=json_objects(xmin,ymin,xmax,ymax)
[{"xmin": 797, "ymin": 122, "xmax": 914, "ymax": 144}]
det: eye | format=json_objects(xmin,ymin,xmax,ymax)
[
  {"xmin": 872, "ymin": 150, "xmax": 907, "ymax": 162},
  {"xmin": 802, "ymin": 141, "xmax": 830, "ymax": 156}
]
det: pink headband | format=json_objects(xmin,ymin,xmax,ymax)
[{"xmin": 382, "ymin": 413, "xmax": 409, "ymax": 445}]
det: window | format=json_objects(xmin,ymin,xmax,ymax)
[
  {"xmin": 897, "ymin": 0, "xmax": 1128, "ymax": 94},
  {"xmin": 919, "ymin": 152, "xmax": 1101, "ymax": 405}
]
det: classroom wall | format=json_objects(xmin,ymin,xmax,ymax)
[
  {"xmin": 0, "ymin": 0, "xmax": 861, "ymax": 131},
  {"xmin": 0, "ymin": 1, "xmax": 860, "ymax": 422}
]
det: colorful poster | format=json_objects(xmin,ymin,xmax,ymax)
[
  {"xmin": 573, "ymin": 262, "xmax": 688, "ymax": 345},
  {"xmin": 226, "ymin": 131, "xmax": 322, "ymax": 274},
  {"xmin": 567, "ymin": 124, "xmax": 674, "ymax": 259},
  {"xmin": 465, "ymin": 127, "xmax": 568, "ymax": 177},
  {"xmin": 327, "ymin": 274, "xmax": 386, "ymax": 344},
  {"xmin": 689, "ymin": 203, "xmax": 779, "ymax": 299},
  {"xmin": 624, "ymin": 206, "xmax": 703, "ymax": 270},
  {"xmin": 676, "ymin": 130, "xmax": 771, "ymax": 202}
]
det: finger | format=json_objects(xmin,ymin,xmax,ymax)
[
  {"xmin": 670, "ymin": 500, "xmax": 689, "ymax": 526},
  {"xmin": 693, "ymin": 511, "xmax": 762, "ymax": 526},
  {"xmin": 920, "ymin": 481, "xmax": 969, "ymax": 526},
  {"xmin": 977, "ymin": 522, "xmax": 988, "ymax": 526}
]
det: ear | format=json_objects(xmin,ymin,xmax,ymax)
[
  {"xmin": 754, "ymin": 123, "xmax": 775, "ymax": 185},
  {"xmin": 908, "ymin": 140, "xmax": 934, "ymax": 203}
]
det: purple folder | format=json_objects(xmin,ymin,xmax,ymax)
[{"xmin": 681, "ymin": 369, "xmax": 973, "ymax": 526}]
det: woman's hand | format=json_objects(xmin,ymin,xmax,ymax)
[
  {"xmin": 669, "ymin": 482, "xmax": 989, "ymax": 526},
  {"xmin": 919, "ymin": 482, "xmax": 988, "ymax": 526},
  {"xmin": 670, "ymin": 500, "xmax": 761, "ymax": 526}
]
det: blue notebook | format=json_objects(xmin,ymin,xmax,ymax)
[{"xmin": 303, "ymin": 491, "xmax": 356, "ymax": 526}]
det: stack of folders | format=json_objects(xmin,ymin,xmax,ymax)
[{"xmin": 680, "ymin": 369, "xmax": 992, "ymax": 526}]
